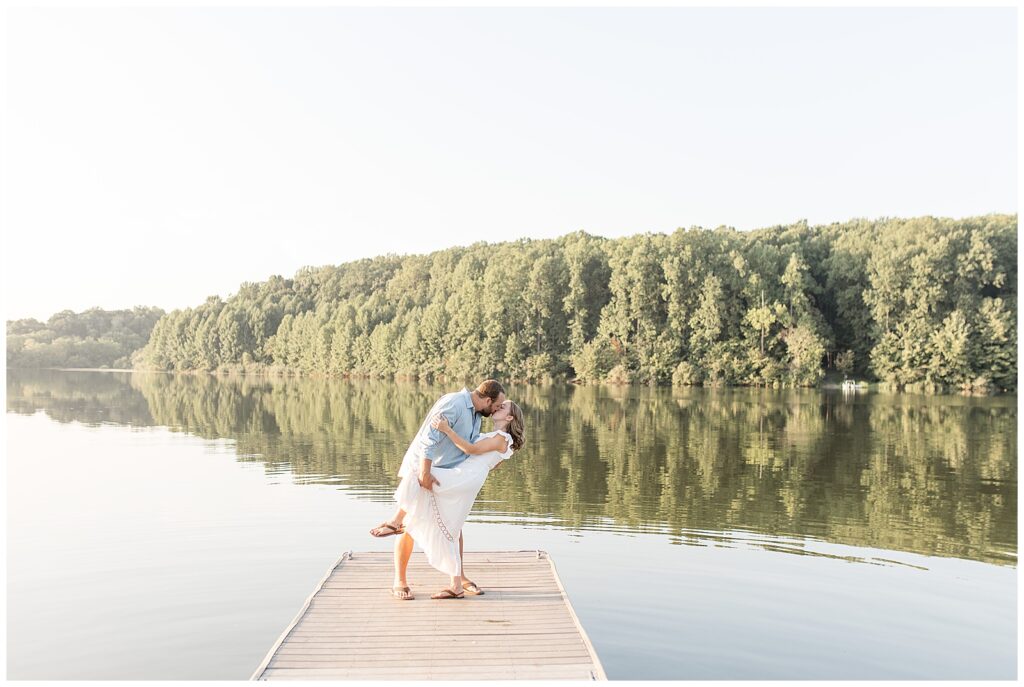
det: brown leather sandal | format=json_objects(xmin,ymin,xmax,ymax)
[
  {"xmin": 370, "ymin": 521, "xmax": 405, "ymax": 537},
  {"xmin": 463, "ymin": 581, "xmax": 484, "ymax": 595},
  {"xmin": 430, "ymin": 588, "xmax": 464, "ymax": 599}
]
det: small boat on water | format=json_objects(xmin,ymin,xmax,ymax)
[{"xmin": 841, "ymin": 379, "xmax": 868, "ymax": 392}]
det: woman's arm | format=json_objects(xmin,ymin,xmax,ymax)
[{"xmin": 431, "ymin": 416, "xmax": 508, "ymax": 455}]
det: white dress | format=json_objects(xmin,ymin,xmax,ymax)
[{"xmin": 394, "ymin": 430, "xmax": 514, "ymax": 577}]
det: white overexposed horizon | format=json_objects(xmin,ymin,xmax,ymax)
[{"xmin": 2, "ymin": 5, "xmax": 1017, "ymax": 322}]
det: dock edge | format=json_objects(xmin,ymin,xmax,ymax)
[
  {"xmin": 250, "ymin": 549, "xmax": 353, "ymax": 681},
  {"xmin": 540, "ymin": 549, "xmax": 608, "ymax": 681}
]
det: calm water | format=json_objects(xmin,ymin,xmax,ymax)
[{"xmin": 6, "ymin": 369, "xmax": 1018, "ymax": 679}]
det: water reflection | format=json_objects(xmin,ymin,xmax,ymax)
[{"xmin": 7, "ymin": 369, "xmax": 1016, "ymax": 566}]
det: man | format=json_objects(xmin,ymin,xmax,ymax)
[{"xmin": 369, "ymin": 379, "xmax": 506, "ymax": 600}]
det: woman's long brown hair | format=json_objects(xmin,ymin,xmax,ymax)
[{"xmin": 505, "ymin": 401, "xmax": 525, "ymax": 452}]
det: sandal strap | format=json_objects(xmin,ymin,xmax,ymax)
[{"xmin": 373, "ymin": 522, "xmax": 404, "ymax": 535}]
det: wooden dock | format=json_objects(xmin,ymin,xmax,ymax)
[{"xmin": 251, "ymin": 550, "xmax": 606, "ymax": 681}]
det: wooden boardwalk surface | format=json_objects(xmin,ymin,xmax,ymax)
[{"xmin": 251, "ymin": 550, "xmax": 606, "ymax": 681}]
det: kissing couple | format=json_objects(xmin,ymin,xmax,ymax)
[{"xmin": 369, "ymin": 379, "xmax": 525, "ymax": 600}]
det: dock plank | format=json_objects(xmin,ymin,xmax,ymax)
[{"xmin": 251, "ymin": 550, "xmax": 605, "ymax": 680}]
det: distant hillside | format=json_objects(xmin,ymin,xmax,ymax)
[
  {"xmin": 7, "ymin": 306, "xmax": 165, "ymax": 369},
  {"xmin": 129, "ymin": 214, "xmax": 1017, "ymax": 392}
]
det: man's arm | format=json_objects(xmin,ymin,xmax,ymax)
[
  {"xmin": 417, "ymin": 396, "xmax": 460, "ymax": 460},
  {"xmin": 415, "ymin": 396, "xmax": 460, "ymax": 491},
  {"xmin": 418, "ymin": 461, "xmax": 441, "ymax": 491}
]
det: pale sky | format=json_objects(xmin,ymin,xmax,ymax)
[{"xmin": 2, "ymin": 6, "xmax": 1017, "ymax": 322}]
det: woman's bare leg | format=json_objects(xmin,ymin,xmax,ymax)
[
  {"xmin": 442, "ymin": 552, "xmax": 463, "ymax": 596},
  {"xmin": 450, "ymin": 533, "xmax": 464, "ymax": 593},
  {"xmin": 459, "ymin": 532, "xmax": 470, "ymax": 585},
  {"xmin": 458, "ymin": 532, "xmax": 481, "ymax": 591}
]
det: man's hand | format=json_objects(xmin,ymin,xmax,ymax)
[{"xmin": 418, "ymin": 463, "xmax": 440, "ymax": 491}]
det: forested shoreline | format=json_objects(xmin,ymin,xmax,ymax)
[
  {"xmin": 6, "ymin": 307, "xmax": 165, "ymax": 369},
  {"xmin": 7, "ymin": 215, "xmax": 1017, "ymax": 392}
]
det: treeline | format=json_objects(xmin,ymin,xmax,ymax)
[
  {"xmin": 131, "ymin": 214, "xmax": 1017, "ymax": 391},
  {"xmin": 7, "ymin": 306, "xmax": 165, "ymax": 369}
]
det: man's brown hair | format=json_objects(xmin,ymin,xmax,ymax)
[{"xmin": 475, "ymin": 379, "xmax": 505, "ymax": 401}]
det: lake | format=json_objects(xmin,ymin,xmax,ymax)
[{"xmin": 5, "ymin": 369, "xmax": 1017, "ymax": 679}]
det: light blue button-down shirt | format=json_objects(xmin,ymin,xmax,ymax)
[{"xmin": 413, "ymin": 388, "xmax": 481, "ymax": 469}]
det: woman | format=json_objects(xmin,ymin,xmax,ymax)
[{"xmin": 370, "ymin": 400, "xmax": 525, "ymax": 599}]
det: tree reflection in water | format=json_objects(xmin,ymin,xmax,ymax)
[{"xmin": 7, "ymin": 369, "xmax": 1016, "ymax": 566}]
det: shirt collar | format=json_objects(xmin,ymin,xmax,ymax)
[{"xmin": 460, "ymin": 388, "xmax": 476, "ymax": 411}]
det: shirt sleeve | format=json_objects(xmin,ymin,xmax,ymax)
[
  {"xmin": 470, "ymin": 412, "xmax": 481, "ymax": 443},
  {"xmin": 419, "ymin": 397, "xmax": 459, "ymax": 460}
]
